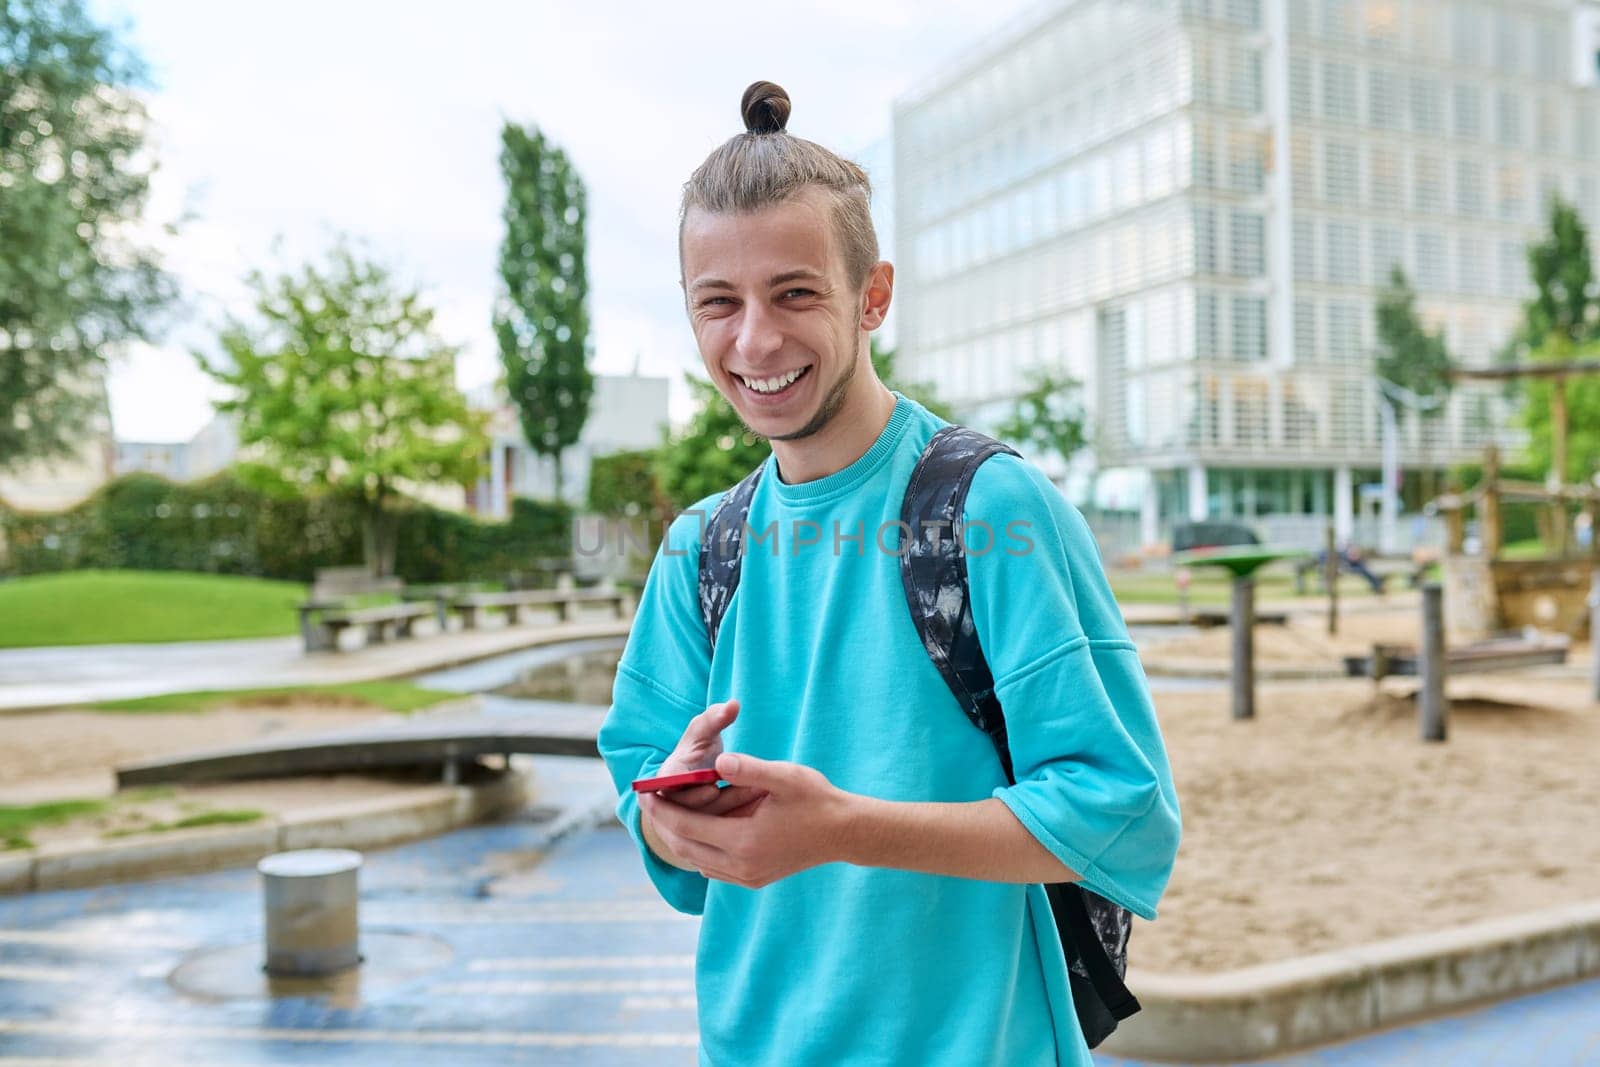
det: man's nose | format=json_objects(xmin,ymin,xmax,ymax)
[{"xmin": 734, "ymin": 302, "xmax": 783, "ymax": 365}]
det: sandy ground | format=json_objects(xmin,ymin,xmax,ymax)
[
  {"xmin": 1141, "ymin": 672, "xmax": 1600, "ymax": 973},
  {"xmin": 0, "ymin": 704, "xmax": 435, "ymax": 848}
]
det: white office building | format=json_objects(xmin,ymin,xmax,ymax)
[
  {"xmin": 467, "ymin": 372, "xmax": 672, "ymax": 518},
  {"xmin": 893, "ymin": 0, "xmax": 1600, "ymax": 547}
]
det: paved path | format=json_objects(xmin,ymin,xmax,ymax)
[
  {"xmin": 0, "ymin": 617, "xmax": 632, "ymax": 711},
  {"xmin": 2, "ymin": 766, "xmax": 1596, "ymax": 1066}
]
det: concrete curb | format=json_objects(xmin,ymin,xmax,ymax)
[
  {"xmin": 1102, "ymin": 899, "xmax": 1600, "ymax": 1061},
  {"xmin": 0, "ymin": 771, "xmax": 527, "ymax": 895}
]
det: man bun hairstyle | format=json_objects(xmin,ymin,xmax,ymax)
[
  {"xmin": 682, "ymin": 80, "xmax": 879, "ymax": 288},
  {"xmin": 741, "ymin": 80, "xmax": 791, "ymax": 134}
]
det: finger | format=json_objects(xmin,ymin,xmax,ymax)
[
  {"xmin": 664, "ymin": 783, "xmax": 723, "ymax": 809},
  {"xmin": 713, "ymin": 752, "xmax": 792, "ymax": 793},
  {"xmin": 682, "ymin": 698, "xmax": 741, "ymax": 745},
  {"xmin": 645, "ymin": 790, "xmax": 734, "ymax": 846},
  {"xmin": 695, "ymin": 786, "xmax": 768, "ymax": 817}
]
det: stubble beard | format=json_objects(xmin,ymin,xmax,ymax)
[{"xmin": 760, "ymin": 331, "xmax": 860, "ymax": 444}]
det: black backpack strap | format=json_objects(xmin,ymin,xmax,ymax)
[
  {"xmin": 898, "ymin": 424, "xmax": 1140, "ymax": 1048},
  {"xmin": 899, "ymin": 425, "xmax": 1021, "ymax": 777},
  {"xmin": 697, "ymin": 460, "xmax": 765, "ymax": 654}
]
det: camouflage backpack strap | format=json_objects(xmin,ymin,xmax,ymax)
[
  {"xmin": 899, "ymin": 424, "xmax": 1021, "ymax": 777},
  {"xmin": 698, "ymin": 459, "xmax": 766, "ymax": 654},
  {"xmin": 898, "ymin": 424, "xmax": 1141, "ymax": 1047}
]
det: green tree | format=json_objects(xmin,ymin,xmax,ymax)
[
  {"xmin": 494, "ymin": 123, "xmax": 594, "ymax": 503},
  {"xmin": 0, "ymin": 0, "xmax": 174, "ymax": 472},
  {"xmin": 1374, "ymin": 267, "xmax": 1455, "ymax": 403},
  {"xmin": 1523, "ymin": 195, "xmax": 1597, "ymax": 349},
  {"xmin": 196, "ymin": 242, "xmax": 489, "ymax": 577},
  {"xmin": 653, "ymin": 340, "xmax": 949, "ymax": 509},
  {"xmin": 994, "ymin": 367, "xmax": 1088, "ymax": 474},
  {"xmin": 1514, "ymin": 199, "xmax": 1600, "ymax": 486}
]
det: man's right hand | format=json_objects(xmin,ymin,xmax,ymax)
[{"xmin": 651, "ymin": 698, "xmax": 767, "ymax": 818}]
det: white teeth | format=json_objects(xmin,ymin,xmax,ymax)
[{"xmin": 742, "ymin": 367, "xmax": 805, "ymax": 394}]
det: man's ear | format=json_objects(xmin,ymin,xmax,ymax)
[{"xmin": 859, "ymin": 261, "xmax": 894, "ymax": 331}]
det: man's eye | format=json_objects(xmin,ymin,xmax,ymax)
[
  {"xmin": 701, "ymin": 296, "xmax": 733, "ymax": 307},
  {"xmin": 782, "ymin": 288, "xmax": 816, "ymax": 299}
]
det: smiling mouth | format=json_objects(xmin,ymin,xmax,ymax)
[{"xmin": 736, "ymin": 365, "xmax": 812, "ymax": 397}]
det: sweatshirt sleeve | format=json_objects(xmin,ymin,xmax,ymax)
[
  {"xmin": 961, "ymin": 454, "xmax": 1181, "ymax": 920},
  {"xmin": 596, "ymin": 497, "xmax": 721, "ymax": 916}
]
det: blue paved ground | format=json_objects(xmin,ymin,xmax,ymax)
[{"xmin": 2, "ymin": 762, "xmax": 1596, "ymax": 1065}]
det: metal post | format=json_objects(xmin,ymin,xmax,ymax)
[
  {"xmin": 1420, "ymin": 584, "xmax": 1447, "ymax": 742},
  {"xmin": 1379, "ymin": 396, "xmax": 1399, "ymax": 555},
  {"xmin": 1231, "ymin": 576, "xmax": 1255, "ymax": 721},
  {"xmin": 1325, "ymin": 523, "xmax": 1339, "ymax": 636},
  {"xmin": 260, "ymin": 849, "xmax": 362, "ymax": 977}
]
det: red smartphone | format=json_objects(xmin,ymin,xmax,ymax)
[{"xmin": 631, "ymin": 767, "xmax": 721, "ymax": 793}]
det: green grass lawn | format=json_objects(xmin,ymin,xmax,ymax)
[
  {"xmin": 0, "ymin": 570, "xmax": 307, "ymax": 648},
  {"xmin": 1109, "ymin": 564, "xmax": 1391, "ymax": 606},
  {"xmin": 88, "ymin": 680, "xmax": 461, "ymax": 715}
]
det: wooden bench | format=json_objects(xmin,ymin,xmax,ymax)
[
  {"xmin": 446, "ymin": 588, "xmax": 632, "ymax": 630},
  {"xmin": 1342, "ymin": 633, "xmax": 1570, "ymax": 681},
  {"xmin": 299, "ymin": 601, "xmax": 437, "ymax": 652}
]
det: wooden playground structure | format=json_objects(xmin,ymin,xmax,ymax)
[{"xmin": 1433, "ymin": 358, "xmax": 1600, "ymax": 640}]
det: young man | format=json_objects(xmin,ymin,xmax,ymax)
[{"xmin": 598, "ymin": 82, "xmax": 1180, "ymax": 1066}]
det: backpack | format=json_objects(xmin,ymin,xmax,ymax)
[{"xmin": 695, "ymin": 423, "xmax": 1141, "ymax": 1049}]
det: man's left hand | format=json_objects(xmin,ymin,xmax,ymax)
[{"xmin": 637, "ymin": 753, "xmax": 853, "ymax": 889}]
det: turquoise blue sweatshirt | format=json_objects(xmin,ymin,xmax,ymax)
[{"xmin": 598, "ymin": 393, "xmax": 1181, "ymax": 1066}]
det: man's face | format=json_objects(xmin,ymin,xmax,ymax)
[{"xmin": 680, "ymin": 189, "xmax": 864, "ymax": 443}]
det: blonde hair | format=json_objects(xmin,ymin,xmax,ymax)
[{"xmin": 680, "ymin": 81, "xmax": 879, "ymax": 288}]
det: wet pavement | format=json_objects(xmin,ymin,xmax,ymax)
[{"xmin": 2, "ymin": 753, "xmax": 1596, "ymax": 1065}]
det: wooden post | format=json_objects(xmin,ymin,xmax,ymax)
[
  {"xmin": 1482, "ymin": 445, "xmax": 1502, "ymax": 560},
  {"xmin": 1325, "ymin": 523, "xmax": 1339, "ymax": 636},
  {"xmin": 1546, "ymin": 376, "xmax": 1569, "ymax": 553},
  {"xmin": 1590, "ymin": 570, "xmax": 1599, "ymax": 705},
  {"xmin": 1444, "ymin": 478, "xmax": 1465, "ymax": 555},
  {"xmin": 1231, "ymin": 576, "xmax": 1255, "ymax": 721},
  {"xmin": 1420, "ymin": 583, "xmax": 1447, "ymax": 742}
]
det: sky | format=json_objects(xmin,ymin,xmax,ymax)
[{"xmin": 95, "ymin": 0, "xmax": 1042, "ymax": 442}]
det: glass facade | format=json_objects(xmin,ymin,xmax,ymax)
[{"xmin": 893, "ymin": 0, "xmax": 1600, "ymax": 535}]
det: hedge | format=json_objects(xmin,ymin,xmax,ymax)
[{"xmin": 0, "ymin": 471, "xmax": 570, "ymax": 583}]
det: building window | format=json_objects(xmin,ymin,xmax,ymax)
[
  {"xmin": 1496, "ymin": 89, "xmax": 1523, "ymax": 147},
  {"xmin": 1196, "ymin": 290, "xmax": 1220, "ymax": 359},
  {"xmin": 1449, "ymin": 5, "xmax": 1483, "ymax": 65},
  {"xmin": 1194, "ymin": 205, "xmax": 1219, "ymax": 273},
  {"xmin": 1408, "ymin": 76, "xmax": 1442, "ymax": 135},
  {"xmin": 1327, "ymin": 302, "xmax": 1362, "ymax": 363},
  {"xmin": 1452, "ymin": 84, "xmax": 1480, "ymax": 140},
  {"xmin": 1225, "ymin": 44, "xmax": 1263, "ymax": 112},
  {"xmin": 1368, "ymin": 145, "xmax": 1401, "ymax": 209},
  {"xmin": 1455, "ymin": 158, "xmax": 1484, "ymax": 217},
  {"xmin": 1294, "ymin": 300, "xmax": 1317, "ymax": 363},
  {"xmin": 1231, "ymin": 295, "xmax": 1267, "ymax": 362},
  {"xmin": 1457, "ymin": 236, "xmax": 1487, "ymax": 295},
  {"xmin": 1369, "ymin": 223, "xmax": 1403, "ymax": 285},
  {"xmin": 1415, "ymin": 229, "xmax": 1447, "ymax": 291},
  {"xmin": 1536, "ymin": 96, "xmax": 1561, "ymax": 154},
  {"xmin": 1322, "ymin": 59, "xmax": 1358, "ymax": 123},
  {"xmin": 1500, "ymin": 240, "xmax": 1527, "ymax": 298},
  {"xmin": 1226, "ymin": 128, "xmax": 1265, "ymax": 192},
  {"xmin": 1497, "ymin": 165, "xmax": 1525, "ymax": 221},
  {"xmin": 1325, "ymin": 220, "xmax": 1361, "ymax": 285},
  {"xmin": 1323, "ymin": 140, "xmax": 1360, "ymax": 205},
  {"xmin": 1411, "ymin": 152, "xmax": 1444, "ymax": 215},
  {"xmin": 1229, "ymin": 210, "xmax": 1266, "ymax": 276},
  {"xmin": 1367, "ymin": 67, "xmax": 1399, "ymax": 129},
  {"xmin": 1289, "ymin": 53, "xmax": 1313, "ymax": 119},
  {"xmin": 1293, "ymin": 217, "xmax": 1317, "ymax": 281}
]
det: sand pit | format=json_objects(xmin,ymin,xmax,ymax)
[
  {"xmin": 1142, "ymin": 600, "xmax": 1448, "ymax": 671},
  {"xmin": 1141, "ymin": 672, "xmax": 1600, "ymax": 973}
]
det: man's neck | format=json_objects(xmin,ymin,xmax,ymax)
[{"xmin": 770, "ymin": 379, "xmax": 898, "ymax": 485}]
